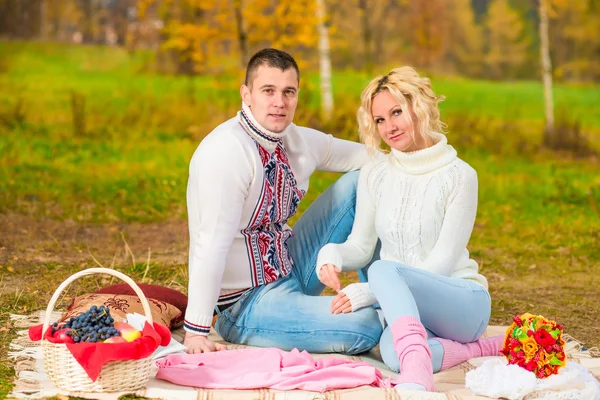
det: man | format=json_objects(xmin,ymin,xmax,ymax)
[{"xmin": 184, "ymin": 48, "xmax": 382, "ymax": 354}]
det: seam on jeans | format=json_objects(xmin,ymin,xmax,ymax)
[
  {"xmin": 218, "ymin": 301, "xmax": 379, "ymax": 344},
  {"xmin": 393, "ymin": 263, "xmax": 487, "ymax": 291},
  {"xmin": 303, "ymin": 195, "xmax": 356, "ymax": 290},
  {"xmin": 471, "ymin": 315, "xmax": 490, "ymax": 342},
  {"xmin": 226, "ymin": 324, "xmax": 379, "ymax": 347},
  {"xmin": 220, "ymin": 286, "xmax": 259, "ymax": 321}
]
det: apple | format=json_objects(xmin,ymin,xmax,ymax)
[
  {"xmin": 114, "ymin": 322, "xmax": 142, "ymax": 342},
  {"xmin": 53, "ymin": 328, "xmax": 75, "ymax": 344},
  {"xmin": 104, "ymin": 335, "xmax": 127, "ymax": 344}
]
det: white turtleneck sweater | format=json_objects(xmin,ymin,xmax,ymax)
[
  {"xmin": 184, "ymin": 103, "xmax": 371, "ymax": 335},
  {"xmin": 316, "ymin": 133, "xmax": 488, "ymax": 311}
]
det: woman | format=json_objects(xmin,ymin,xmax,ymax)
[{"xmin": 316, "ymin": 67, "xmax": 503, "ymax": 391}]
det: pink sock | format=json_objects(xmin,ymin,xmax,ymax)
[
  {"xmin": 390, "ymin": 316, "xmax": 435, "ymax": 392},
  {"xmin": 436, "ymin": 334, "xmax": 505, "ymax": 370}
]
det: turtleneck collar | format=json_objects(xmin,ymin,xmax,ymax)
[
  {"xmin": 390, "ymin": 133, "xmax": 457, "ymax": 175},
  {"xmin": 238, "ymin": 102, "xmax": 292, "ymax": 152}
]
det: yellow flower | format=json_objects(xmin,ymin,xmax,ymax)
[
  {"xmin": 537, "ymin": 349, "xmax": 552, "ymax": 369},
  {"xmin": 520, "ymin": 313, "xmax": 536, "ymax": 322},
  {"xmin": 523, "ymin": 337, "xmax": 539, "ymax": 360}
]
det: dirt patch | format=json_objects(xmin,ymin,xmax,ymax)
[{"xmin": 0, "ymin": 212, "xmax": 189, "ymax": 269}]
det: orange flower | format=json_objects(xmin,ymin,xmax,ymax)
[
  {"xmin": 536, "ymin": 349, "xmax": 552, "ymax": 369},
  {"xmin": 522, "ymin": 337, "xmax": 539, "ymax": 360}
]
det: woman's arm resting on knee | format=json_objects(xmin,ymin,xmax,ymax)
[{"xmin": 333, "ymin": 282, "xmax": 378, "ymax": 313}]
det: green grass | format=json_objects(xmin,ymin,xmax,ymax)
[{"xmin": 328, "ymin": 73, "xmax": 600, "ymax": 129}]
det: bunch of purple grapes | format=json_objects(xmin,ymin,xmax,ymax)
[{"xmin": 52, "ymin": 305, "xmax": 121, "ymax": 343}]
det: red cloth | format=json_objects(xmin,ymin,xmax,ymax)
[{"xmin": 29, "ymin": 322, "xmax": 171, "ymax": 382}]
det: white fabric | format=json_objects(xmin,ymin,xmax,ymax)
[
  {"xmin": 185, "ymin": 106, "xmax": 371, "ymax": 334},
  {"xmin": 466, "ymin": 357, "xmax": 600, "ymax": 400},
  {"xmin": 316, "ymin": 133, "xmax": 487, "ymax": 288},
  {"xmin": 341, "ymin": 283, "xmax": 378, "ymax": 311}
]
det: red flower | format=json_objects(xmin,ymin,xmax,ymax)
[
  {"xmin": 536, "ymin": 369, "xmax": 547, "ymax": 379},
  {"xmin": 527, "ymin": 329, "xmax": 535, "ymax": 337},
  {"xmin": 534, "ymin": 328, "xmax": 556, "ymax": 347},
  {"xmin": 552, "ymin": 344, "xmax": 563, "ymax": 353},
  {"xmin": 556, "ymin": 324, "xmax": 563, "ymax": 331},
  {"xmin": 513, "ymin": 316, "xmax": 523, "ymax": 327},
  {"xmin": 524, "ymin": 360, "xmax": 537, "ymax": 372}
]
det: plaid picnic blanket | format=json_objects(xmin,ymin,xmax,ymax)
[{"xmin": 8, "ymin": 311, "xmax": 600, "ymax": 399}]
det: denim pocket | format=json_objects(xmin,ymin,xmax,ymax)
[{"xmin": 221, "ymin": 286, "xmax": 259, "ymax": 322}]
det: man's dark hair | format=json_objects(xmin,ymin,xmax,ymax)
[{"xmin": 244, "ymin": 48, "xmax": 300, "ymax": 87}]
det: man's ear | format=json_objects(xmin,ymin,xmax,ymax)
[{"xmin": 240, "ymin": 85, "xmax": 251, "ymax": 106}]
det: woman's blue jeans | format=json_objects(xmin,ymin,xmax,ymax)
[{"xmin": 368, "ymin": 260, "xmax": 491, "ymax": 372}]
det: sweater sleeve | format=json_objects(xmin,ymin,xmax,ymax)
[
  {"xmin": 341, "ymin": 283, "xmax": 378, "ymax": 311},
  {"xmin": 296, "ymin": 126, "xmax": 372, "ymax": 172},
  {"xmin": 184, "ymin": 134, "xmax": 252, "ymax": 335},
  {"xmin": 418, "ymin": 165, "xmax": 478, "ymax": 276},
  {"xmin": 316, "ymin": 163, "xmax": 379, "ymax": 272}
]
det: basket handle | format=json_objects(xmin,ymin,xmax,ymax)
[{"xmin": 42, "ymin": 267, "xmax": 154, "ymax": 336}]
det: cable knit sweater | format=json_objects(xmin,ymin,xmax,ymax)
[
  {"xmin": 316, "ymin": 133, "xmax": 488, "ymax": 311},
  {"xmin": 184, "ymin": 103, "xmax": 371, "ymax": 335}
]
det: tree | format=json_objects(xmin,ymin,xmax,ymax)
[
  {"xmin": 444, "ymin": 0, "xmax": 484, "ymax": 76},
  {"xmin": 233, "ymin": 0, "xmax": 249, "ymax": 68},
  {"xmin": 484, "ymin": 0, "xmax": 529, "ymax": 79},
  {"xmin": 243, "ymin": 0, "xmax": 320, "ymax": 70},
  {"xmin": 403, "ymin": 0, "xmax": 447, "ymax": 69},
  {"xmin": 316, "ymin": 0, "xmax": 333, "ymax": 120},
  {"xmin": 538, "ymin": 0, "xmax": 554, "ymax": 145},
  {"xmin": 548, "ymin": 0, "xmax": 600, "ymax": 82}
]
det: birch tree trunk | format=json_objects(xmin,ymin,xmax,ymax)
[
  {"xmin": 316, "ymin": 0, "xmax": 334, "ymax": 120},
  {"xmin": 539, "ymin": 0, "xmax": 555, "ymax": 146},
  {"xmin": 40, "ymin": 0, "xmax": 47, "ymax": 40},
  {"xmin": 234, "ymin": 0, "xmax": 248, "ymax": 68}
]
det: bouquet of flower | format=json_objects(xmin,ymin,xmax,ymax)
[{"xmin": 501, "ymin": 313, "xmax": 566, "ymax": 378}]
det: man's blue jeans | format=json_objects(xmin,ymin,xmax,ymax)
[{"xmin": 214, "ymin": 171, "xmax": 382, "ymax": 354}]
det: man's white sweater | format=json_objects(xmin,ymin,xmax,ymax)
[
  {"xmin": 316, "ymin": 133, "xmax": 488, "ymax": 311},
  {"xmin": 184, "ymin": 103, "xmax": 370, "ymax": 335}
]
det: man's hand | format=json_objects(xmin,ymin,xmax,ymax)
[
  {"xmin": 318, "ymin": 263, "xmax": 341, "ymax": 292},
  {"xmin": 331, "ymin": 291, "xmax": 353, "ymax": 314},
  {"xmin": 183, "ymin": 332, "xmax": 226, "ymax": 354}
]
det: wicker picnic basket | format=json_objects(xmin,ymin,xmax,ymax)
[{"xmin": 41, "ymin": 267, "xmax": 154, "ymax": 392}]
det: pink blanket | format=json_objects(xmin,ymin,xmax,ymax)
[{"xmin": 155, "ymin": 347, "xmax": 389, "ymax": 392}]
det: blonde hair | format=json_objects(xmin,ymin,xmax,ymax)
[{"xmin": 357, "ymin": 66, "xmax": 446, "ymax": 155}]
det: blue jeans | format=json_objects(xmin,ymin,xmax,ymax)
[
  {"xmin": 214, "ymin": 171, "xmax": 382, "ymax": 355},
  {"xmin": 368, "ymin": 260, "xmax": 491, "ymax": 373}
]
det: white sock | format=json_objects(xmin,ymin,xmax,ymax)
[{"xmin": 395, "ymin": 383, "xmax": 427, "ymax": 392}]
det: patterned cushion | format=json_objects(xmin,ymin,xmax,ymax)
[
  {"xmin": 61, "ymin": 293, "xmax": 182, "ymax": 329},
  {"xmin": 95, "ymin": 283, "xmax": 187, "ymax": 326}
]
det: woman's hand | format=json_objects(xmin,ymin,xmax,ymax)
[
  {"xmin": 183, "ymin": 332, "xmax": 226, "ymax": 354},
  {"xmin": 318, "ymin": 263, "xmax": 341, "ymax": 292},
  {"xmin": 331, "ymin": 291, "xmax": 353, "ymax": 314}
]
